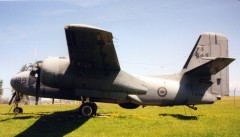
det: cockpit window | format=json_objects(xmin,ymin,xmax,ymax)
[
  {"xmin": 26, "ymin": 65, "xmax": 33, "ymax": 71},
  {"xmin": 30, "ymin": 70, "xmax": 38, "ymax": 77},
  {"xmin": 29, "ymin": 60, "xmax": 42, "ymax": 77}
]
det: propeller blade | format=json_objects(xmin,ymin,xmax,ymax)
[
  {"xmin": 9, "ymin": 92, "xmax": 16, "ymax": 105},
  {"xmin": 35, "ymin": 64, "xmax": 41, "ymax": 105}
]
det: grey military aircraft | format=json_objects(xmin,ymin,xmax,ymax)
[{"xmin": 9, "ymin": 24, "xmax": 235, "ymax": 116}]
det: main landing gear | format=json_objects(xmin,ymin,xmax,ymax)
[{"xmin": 79, "ymin": 99, "xmax": 98, "ymax": 117}]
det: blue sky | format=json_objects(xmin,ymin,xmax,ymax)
[{"xmin": 0, "ymin": 0, "xmax": 240, "ymax": 98}]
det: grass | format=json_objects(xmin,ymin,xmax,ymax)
[{"xmin": 0, "ymin": 97, "xmax": 240, "ymax": 137}]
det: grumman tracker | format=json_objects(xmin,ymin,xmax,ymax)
[{"xmin": 9, "ymin": 24, "xmax": 235, "ymax": 116}]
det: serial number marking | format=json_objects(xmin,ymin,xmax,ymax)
[{"xmin": 16, "ymin": 78, "xmax": 26, "ymax": 84}]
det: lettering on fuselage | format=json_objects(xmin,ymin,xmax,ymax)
[
  {"xmin": 194, "ymin": 45, "xmax": 209, "ymax": 59},
  {"xmin": 16, "ymin": 78, "xmax": 26, "ymax": 84},
  {"xmin": 157, "ymin": 87, "xmax": 167, "ymax": 97}
]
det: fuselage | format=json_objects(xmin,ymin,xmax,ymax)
[{"xmin": 11, "ymin": 56, "xmax": 217, "ymax": 107}]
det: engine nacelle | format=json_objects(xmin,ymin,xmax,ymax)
[
  {"xmin": 40, "ymin": 57, "xmax": 73, "ymax": 88},
  {"xmin": 119, "ymin": 102, "xmax": 139, "ymax": 109}
]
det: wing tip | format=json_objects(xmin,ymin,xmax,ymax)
[{"xmin": 64, "ymin": 24, "xmax": 107, "ymax": 32}]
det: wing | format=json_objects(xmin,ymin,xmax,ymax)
[{"xmin": 65, "ymin": 24, "xmax": 120, "ymax": 71}]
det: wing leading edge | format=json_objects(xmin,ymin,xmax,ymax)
[{"xmin": 65, "ymin": 24, "xmax": 120, "ymax": 71}]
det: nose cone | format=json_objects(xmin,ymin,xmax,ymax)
[
  {"xmin": 10, "ymin": 71, "xmax": 31, "ymax": 90},
  {"xmin": 10, "ymin": 77, "xmax": 16, "ymax": 89}
]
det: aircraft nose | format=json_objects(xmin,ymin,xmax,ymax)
[
  {"xmin": 10, "ymin": 77, "xmax": 17, "ymax": 89},
  {"xmin": 10, "ymin": 71, "xmax": 31, "ymax": 89}
]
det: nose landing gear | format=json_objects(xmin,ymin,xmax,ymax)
[{"xmin": 9, "ymin": 92, "xmax": 23, "ymax": 114}]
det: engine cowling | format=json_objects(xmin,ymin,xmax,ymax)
[
  {"xmin": 40, "ymin": 57, "xmax": 73, "ymax": 88},
  {"xmin": 119, "ymin": 102, "xmax": 139, "ymax": 109}
]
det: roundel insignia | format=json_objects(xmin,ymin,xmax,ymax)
[{"xmin": 157, "ymin": 87, "xmax": 167, "ymax": 97}]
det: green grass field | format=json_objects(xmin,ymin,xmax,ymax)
[{"xmin": 0, "ymin": 97, "xmax": 240, "ymax": 137}]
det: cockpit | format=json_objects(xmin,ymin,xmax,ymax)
[{"xmin": 27, "ymin": 61, "xmax": 42, "ymax": 77}]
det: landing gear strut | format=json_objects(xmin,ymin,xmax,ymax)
[
  {"xmin": 186, "ymin": 105, "xmax": 197, "ymax": 110},
  {"xmin": 9, "ymin": 92, "xmax": 23, "ymax": 114},
  {"xmin": 79, "ymin": 100, "xmax": 97, "ymax": 117}
]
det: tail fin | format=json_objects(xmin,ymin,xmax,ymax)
[{"xmin": 182, "ymin": 32, "xmax": 235, "ymax": 96}]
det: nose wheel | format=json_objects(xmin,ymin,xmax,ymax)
[
  {"xmin": 79, "ymin": 102, "xmax": 97, "ymax": 117},
  {"xmin": 13, "ymin": 107, "xmax": 23, "ymax": 114}
]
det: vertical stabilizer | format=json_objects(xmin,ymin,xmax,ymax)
[{"xmin": 182, "ymin": 32, "xmax": 230, "ymax": 96}]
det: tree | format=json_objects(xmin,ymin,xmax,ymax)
[{"xmin": 19, "ymin": 64, "xmax": 27, "ymax": 73}]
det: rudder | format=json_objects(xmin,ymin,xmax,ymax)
[{"xmin": 182, "ymin": 32, "xmax": 231, "ymax": 96}]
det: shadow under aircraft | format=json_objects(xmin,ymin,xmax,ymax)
[
  {"xmin": 15, "ymin": 109, "xmax": 90, "ymax": 137},
  {"xmin": 159, "ymin": 113, "xmax": 198, "ymax": 120}
]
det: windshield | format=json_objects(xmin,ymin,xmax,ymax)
[
  {"xmin": 26, "ymin": 64, "xmax": 33, "ymax": 71},
  {"xmin": 26, "ymin": 61, "xmax": 42, "ymax": 77}
]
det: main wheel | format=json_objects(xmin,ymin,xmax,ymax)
[
  {"xmin": 79, "ymin": 102, "xmax": 97, "ymax": 117},
  {"xmin": 13, "ymin": 107, "xmax": 23, "ymax": 114},
  {"xmin": 90, "ymin": 103, "xmax": 97, "ymax": 115}
]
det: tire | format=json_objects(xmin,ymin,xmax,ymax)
[
  {"xmin": 79, "ymin": 102, "xmax": 98, "ymax": 117},
  {"xmin": 90, "ymin": 103, "xmax": 97, "ymax": 116},
  {"xmin": 19, "ymin": 107, "xmax": 23, "ymax": 113},
  {"xmin": 13, "ymin": 107, "xmax": 23, "ymax": 114},
  {"xmin": 79, "ymin": 103, "xmax": 93, "ymax": 117}
]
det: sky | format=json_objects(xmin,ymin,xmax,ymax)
[{"xmin": 0, "ymin": 0, "xmax": 240, "ymax": 98}]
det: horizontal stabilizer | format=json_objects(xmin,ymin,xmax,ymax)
[{"xmin": 184, "ymin": 57, "xmax": 235, "ymax": 76}]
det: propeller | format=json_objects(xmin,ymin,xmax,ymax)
[
  {"xmin": 33, "ymin": 49, "xmax": 41, "ymax": 105},
  {"xmin": 34, "ymin": 62, "xmax": 41, "ymax": 105}
]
